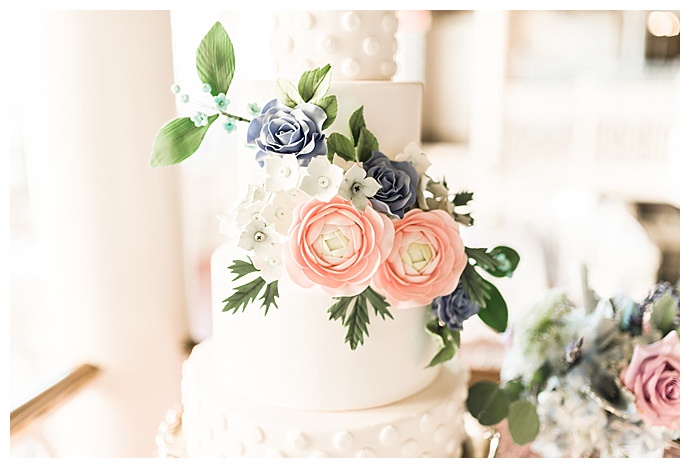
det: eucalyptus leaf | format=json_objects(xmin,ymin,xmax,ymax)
[
  {"xmin": 327, "ymin": 132, "xmax": 356, "ymax": 161},
  {"xmin": 196, "ymin": 21, "xmax": 235, "ymax": 96},
  {"xmin": 314, "ymin": 95, "xmax": 338, "ymax": 130},
  {"xmin": 507, "ymin": 400, "xmax": 540, "ymax": 445},
  {"xmin": 487, "ymin": 246, "xmax": 520, "ymax": 277},
  {"xmin": 150, "ymin": 114, "xmax": 219, "ymax": 166},
  {"xmin": 477, "ymin": 280, "xmax": 508, "ymax": 333},
  {"xmin": 425, "ymin": 320, "xmax": 460, "ymax": 367},
  {"xmin": 275, "ymin": 77, "xmax": 303, "ymax": 108},
  {"xmin": 298, "ymin": 64, "xmax": 332, "ymax": 103},
  {"xmin": 466, "ymin": 381, "xmax": 509, "ymax": 426}
]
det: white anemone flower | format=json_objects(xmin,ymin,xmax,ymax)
[
  {"xmin": 237, "ymin": 219, "xmax": 280, "ymax": 255},
  {"xmin": 299, "ymin": 156, "xmax": 343, "ymax": 201},
  {"xmin": 338, "ymin": 164, "xmax": 380, "ymax": 212},
  {"xmin": 218, "ymin": 184, "xmax": 268, "ymax": 237},
  {"xmin": 394, "ymin": 142, "xmax": 431, "ymax": 176},
  {"xmin": 252, "ymin": 242, "xmax": 285, "ymax": 283},
  {"xmin": 263, "ymin": 154, "xmax": 300, "ymax": 192},
  {"xmin": 261, "ymin": 188, "xmax": 309, "ymax": 235}
]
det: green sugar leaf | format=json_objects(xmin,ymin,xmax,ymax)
[
  {"xmin": 298, "ymin": 64, "xmax": 332, "ymax": 103},
  {"xmin": 275, "ymin": 77, "xmax": 303, "ymax": 108},
  {"xmin": 452, "ymin": 191, "xmax": 474, "ymax": 207},
  {"xmin": 344, "ymin": 295, "xmax": 371, "ymax": 350},
  {"xmin": 466, "ymin": 381, "xmax": 509, "ymax": 426},
  {"xmin": 507, "ymin": 400, "xmax": 540, "ymax": 445},
  {"xmin": 221, "ymin": 276, "xmax": 266, "ymax": 314},
  {"xmin": 361, "ymin": 287, "xmax": 393, "ymax": 320},
  {"xmin": 260, "ymin": 280, "xmax": 280, "ymax": 316},
  {"xmin": 459, "ymin": 264, "xmax": 491, "ymax": 309},
  {"xmin": 348, "ymin": 106, "xmax": 366, "ymax": 144},
  {"xmin": 326, "ymin": 295, "xmax": 354, "ymax": 324},
  {"xmin": 314, "ymin": 95, "xmax": 338, "ymax": 130},
  {"xmin": 477, "ymin": 280, "xmax": 508, "ymax": 333},
  {"xmin": 327, "ymin": 132, "xmax": 356, "ymax": 161},
  {"xmin": 150, "ymin": 114, "xmax": 219, "ymax": 166},
  {"xmin": 196, "ymin": 21, "xmax": 235, "ymax": 97},
  {"xmin": 425, "ymin": 320, "xmax": 460, "ymax": 367},
  {"xmin": 227, "ymin": 258, "xmax": 259, "ymax": 281},
  {"xmin": 356, "ymin": 127, "xmax": 379, "ymax": 163}
]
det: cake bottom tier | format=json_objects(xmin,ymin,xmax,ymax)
[{"xmin": 181, "ymin": 339, "xmax": 469, "ymax": 458}]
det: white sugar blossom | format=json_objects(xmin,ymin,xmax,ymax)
[
  {"xmin": 261, "ymin": 188, "xmax": 309, "ymax": 235},
  {"xmin": 237, "ymin": 219, "xmax": 280, "ymax": 255},
  {"xmin": 252, "ymin": 242, "xmax": 284, "ymax": 283},
  {"xmin": 263, "ymin": 154, "xmax": 301, "ymax": 192},
  {"xmin": 338, "ymin": 164, "xmax": 380, "ymax": 212},
  {"xmin": 218, "ymin": 184, "xmax": 269, "ymax": 237},
  {"xmin": 394, "ymin": 142, "xmax": 431, "ymax": 176},
  {"xmin": 299, "ymin": 156, "xmax": 343, "ymax": 201}
]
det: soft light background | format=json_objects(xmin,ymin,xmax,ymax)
[{"xmin": 7, "ymin": 9, "xmax": 680, "ymax": 457}]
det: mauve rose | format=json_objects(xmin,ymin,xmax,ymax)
[
  {"xmin": 364, "ymin": 151, "xmax": 418, "ymax": 219},
  {"xmin": 284, "ymin": 195, "xmax": 394, "ymax": 297},
  {"xmin": 372, "ymin": 209, "xmax": 467, "ymax": 307},
  {"xmin": 246, "ymin": 99, "xmax": 327, "ymax": 166},
  {"xmin": 620, "ymin": 330, "xmax": 680, "ymax": 430},
  {"xmin": 432, "ymin": 280, "xmax": 479, "ymax": 330}
]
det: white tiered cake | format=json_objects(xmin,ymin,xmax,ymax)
[{"xmin": 151, "ymin": 10, "xmax": 519, "ymax": 458}]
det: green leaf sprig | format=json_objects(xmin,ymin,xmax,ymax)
[
  {"xmin": 221, "ymin": 258, "xmax": 279, "ymax": 315},
  {"xmin": 151, "ymin": 22, "xmax": 250, "ymax": 167},
  {"xmin": 326, "ymin": 106, "xmax": 379, "ymax": 164},
  {"xmin": 275, "ymin": 64, "xmax": 338, "ymax": 130},
  {"xmin": 327, "ymin": 287, "xmax": 393, "ymax": 350}
]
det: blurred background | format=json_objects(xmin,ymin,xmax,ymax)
[{"xmin": 7, "ymin": 9, "xmax": 680, "ymax": 457}]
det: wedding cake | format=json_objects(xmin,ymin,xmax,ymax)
[{"xmin": 151, "ymin": 10, "xmax": 519, "ymax": 458}]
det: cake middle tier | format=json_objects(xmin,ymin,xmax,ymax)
[{"xmin": 211, "ymin": 241, "xmax": 441, "ymax": 411}]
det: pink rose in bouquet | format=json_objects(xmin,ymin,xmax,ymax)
[
  {"xmin": 373, "ymin": 209, "xmax": 467, "ymax": 307},
  {"xmin": 284, "ymin": 195, "xmax": 394, "ymax": 297},
  {"xmin": 620, "ymin": 330, "xmax": 680, "ymax": 430}
]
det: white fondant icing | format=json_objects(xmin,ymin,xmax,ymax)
[
  {"xmin": 355, "ymin": 448, "xmax": 376, "ymax": 458},
  {"xmin": 419, "ymin": 413, "xmax": 435, "ymax": 433},
  {"xmin": 181, "ymin": 340, "xmax": 469, "ymax": 457},
  {"xmin": 272, "ymin": 11, "xmax": 397, "ymax": 80}
]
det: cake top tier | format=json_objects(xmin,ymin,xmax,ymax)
[{"xmin": 271, "ymin": 10, "xmax": 398, "ymax": 81}]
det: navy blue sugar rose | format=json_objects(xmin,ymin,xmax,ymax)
[
  {"xmin": 246, "ymin": 99, "xmax": 327, "ymax": 166},
  {"xmin": 363, "ymin": 151, "xmax": 419, "ymax": 218},
  {"xmin": 432, "ymin": 281, "xmax": 480, "ymax": 331}
]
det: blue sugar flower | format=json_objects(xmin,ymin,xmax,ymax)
[
  {"xmin": 190, "ymin": 111, "xmax": 208, "ymax": 127},
  {"xmin": 246, "ymin": 99, "xmax": 327, "ymax": 167},
  {"xmin": 363, "ymin": 151, "xmax": 418, "ymax": 219},
  {"xmin": 432, "ymin": 280, "xmax": 480, "ymax": 331}
]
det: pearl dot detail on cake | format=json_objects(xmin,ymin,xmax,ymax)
[
  {"xmin": 419, "ymin": 413, "xmax": 435, "ymax": 433},
  {"xmin": 381, "ymin": 12, "xmax": 397, "ymax": 32},
  {"xmin": 266, "ymin": 449, "xmax": 285, "ymax": 458},
  {"xmin": 320, "ymin": 35, "xmax": 338, "ymax": 53},
  {"xmin": 355, "ymin": 447, "xmax": 376, "ymax": 457},
  {"xmin": 299, "ymin": 12, "xmax": 315, "ymax": 30},
  {"xmin": 271, "ymin": 33, "xmax": 294, "ymax": 54},
  {"xmin": 400, "ymin": 439, "xmax": 419, "ymax": 457},
  {"xmin": 362, "ymin": 36, "xmax": 381, "ymax": 56},
  {"xmin": 225, "ymin": 439, "xmax": 245, "ymax": 456},
  {"xmin": 287, "ymin": 431, "xmax": 308, "ymax": 450},
  {"xmin": 434, "ymin": 424, "xmax": 449, "ymax": 444},
  {"xmin": 211, "ymin": 413, "xmax": 227, "ymax": 431},
  {"xmin": 379, "ymin": 425, "xmax": 399, "ymax": 446},
  {"xmin": 248, "ymin": 426, "xmax": 265, "ymax": 444},
  {"xmin": 380, "ymin": 61, "xmax": 397, "ymax": 78},
  {"xmin": 446, "ymin": 438, "xmax": 460, "ymax": 456},
  {"xmin": 311, "ymin": 451, "xmax": 330, "ymax": 458},
  {"xmin": 341, "ymin": 11, "xmax": 361, "ymax": 31},
  {"xmin": 333, "ymin": 431, "xmax": 354, "ymax": 451},
  {"xmin": 341, "ymin": 58, "xmax": 361, "ymax": 79}
]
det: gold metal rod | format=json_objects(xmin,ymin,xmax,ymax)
[{"xmin": 10, "ymin": 363, "xmax": 100, "ymax": 437}]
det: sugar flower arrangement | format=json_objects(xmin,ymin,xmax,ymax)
[
  {"xmin": 151, "ymin": 22, "xmax": 519, "ymax": 365},
  {"xmin": 467, "ymin": 282, "xmax": 680, "ymax": 457}
]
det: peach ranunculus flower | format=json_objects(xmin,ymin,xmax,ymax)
[
  {"xmin": 620, "ymin": 330, "xmax": 680, "ymax": 430},
  {"xmin": 284, "ymin": 195, "xmax": 394, "ymax": 297},
  {"xmin": 372, "ymin": 209, "xmax": 467, "ymax": 307}
]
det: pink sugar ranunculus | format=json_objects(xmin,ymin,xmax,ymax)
[
  {"xmin": 372, "ymin": 209, "xmax": 467, "ymax": 307},
  {"xmin": 620, "ymin": 330, "xmax": 680, "ymax": 430},
  {"xmin": 284, "ymin": 195, "xmax": 394, "ymax": 297}
]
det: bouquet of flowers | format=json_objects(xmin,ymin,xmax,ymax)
[
  {"xmin": 150, "ymin": 22, "xmax": 519, "ymax": 366},
  {"xmin": 467, "ymin": 282, "xmax": 680, "ymax": 457}
]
